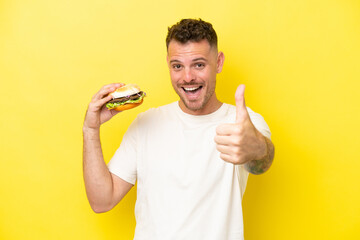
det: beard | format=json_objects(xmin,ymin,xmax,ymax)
[{"xmin": 173, "ymin": 81, "xmax": 216, "ymax": 112}]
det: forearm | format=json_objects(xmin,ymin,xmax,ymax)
[
  {"xmin": 83, "ymin": 127, "xmax": 114, "ymax": 212},
  {"xmin": 244, "ymin": 136, "xmax": 274, "ymax": 175}
]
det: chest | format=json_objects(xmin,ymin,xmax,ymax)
[{"xmin": 137, "ymin": 121, "xmax": 231, "ymax": 188}]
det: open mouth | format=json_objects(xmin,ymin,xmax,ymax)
[{"xmin": 182, "ymin": 86, "xmax": 203, "ymax": 93}]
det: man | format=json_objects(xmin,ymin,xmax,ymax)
[{"xmin": 83, "ymin": 19, "xmax": 274, "ymax": 240}]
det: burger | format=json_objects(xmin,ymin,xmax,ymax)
[{"xmin": 105, "ymin": 84, "xmax": 146, "ymax": 111}]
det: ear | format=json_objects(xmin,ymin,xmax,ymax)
[{"xmin": 216, "ymin": 51, "xmax": 225, "ymax": 73}]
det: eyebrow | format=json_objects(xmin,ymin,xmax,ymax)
[
  {"xmin": 169, "ymin": 57, "xmax": 208, "ymax": 64},
  {"xmin": 169, "ymin": 59, "xmax": 181, "ymax": 64},
  {"xmin": 192, "ymin": 57, "xmax": 207, "ymax": 62}
]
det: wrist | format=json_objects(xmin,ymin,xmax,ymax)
[
  {"xmin": 244, "ymin": 134, "xmax": 274, "ymax": 174},
  {"xmin": 83, "ymin": 125, "xmax": 100, "ymax": 135},
  {"xmin": 254, "ymin": 134, "xmax": 268, "ymax": 161}
]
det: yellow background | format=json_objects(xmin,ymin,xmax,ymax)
[{"xmin": 1, "ymin": 0, "xmax": 359, "ymax": 239}]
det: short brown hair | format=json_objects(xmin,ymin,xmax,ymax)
[{"xmin": 166, "ymin": 18, "xmax": 218, "ymax": 50}]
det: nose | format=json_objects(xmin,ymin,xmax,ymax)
[{"xmin": 184, "ymin": 68, "xmax": 195, "ymax": 83}]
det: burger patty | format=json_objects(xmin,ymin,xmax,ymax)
[{"xmin": 108, "ymin": 91, "xmax": 144, "ymax": 103}]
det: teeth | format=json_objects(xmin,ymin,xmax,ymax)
[{"xmin": 184, "ymin": 87, "xmax": 200, "ymax": 91}]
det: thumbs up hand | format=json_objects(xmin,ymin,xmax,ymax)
[{"xmin": 214, "ymin": 85, "xmax": 267, "ymax": 165}]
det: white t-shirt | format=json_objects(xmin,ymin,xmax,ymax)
[{"xmin": 108, "ymin": 102, "xmax": 271, "ymax": 240}]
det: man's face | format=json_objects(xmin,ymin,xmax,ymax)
[{"xmin": 167, "ymin": 39, "xmax": 224, "ymax": 115}]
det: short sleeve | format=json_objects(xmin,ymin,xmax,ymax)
[
  {"xmin": 247, "ymin": 107, "xmax": 271, "ymax": 139},
  {"xmin": 236, "ymin": 107, "xmax": 271, "ymax": 198},
  {"xmin": 107, "ymin": 118, "xmax": 138, "ymax": 185}
]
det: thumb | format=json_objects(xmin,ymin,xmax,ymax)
[{"xmin": 235, "ymin": 84, "xmax": 248, "ymax": 123}]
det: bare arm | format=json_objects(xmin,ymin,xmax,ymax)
[
  {"xmin": 83, "ymin": 83, "xmax": 133, "ymax": 213},
  {"xmin": 244, "ymin": 136, "xmax": 274, "ymax": 175},
  {"xmin": 215, "ymin": 85, "xmax": 274, "ymax": 174}
]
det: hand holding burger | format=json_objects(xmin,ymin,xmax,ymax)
[
  {"xmin": 83, "ymin": 83, "xmax": 146, "ymax": 131},
  {"xmin": 106, "ymin": 84, "xmax": 146, "ymax": 111}
]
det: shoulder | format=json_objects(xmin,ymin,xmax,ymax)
[
  {"xmin": 224, "ymin": 103, "xmax": 271, "ymax": 139},
  {"xmin": 124, "ymin": 102, "xmax": 177, "ymax": 137},
  {"xmin": 138, "ymin": 102, "xmax": 177, "ymax": 118},
  {"xmin": 135, "ymin": 102, "xmax": 178, "ymax": 126},
  {"xmin": 223, "ymin": 103, "xmax": 260, "ymax": 118}
]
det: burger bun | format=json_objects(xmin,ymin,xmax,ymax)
[{"xmin": 109, "ymin": 84, "xmax": 141, "ymax": 99}]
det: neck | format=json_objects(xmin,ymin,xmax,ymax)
[{"xmin": 179, "ymin": 97, "xmax": 223, "ymax": 116}]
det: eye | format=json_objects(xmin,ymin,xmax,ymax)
[
  {"xmin": 195, "ymin": 63, "xmax": 205, "ymax": 68},
  {"xmin": 172, "ymin": 64, "xmax": 182, "ymax": 70}
]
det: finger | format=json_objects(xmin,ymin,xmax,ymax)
[
  {"xmin": 219, "ymin": 153, "xmax": 236, "ymax": 164},
  {"xmin": 90, "ymin": 88, "xmax": 116, "ymax": 111},
  {"xmin": 216, "ymin": 144, "xmax": 235, "ymax": 155},
  {"xmin": 98, "ymin": 83, "xmax": 121, "ymax": 99},
  {"xmin": 235, "ymin": 84, "xmax": 248, "ymax": 123},
  {"xmin": 92, "ymin": 83, "xmax": 123, "ymax": 101},
  {"xmin": 216, "ymin": 123, "xmax": 241, "ymax": 136},
  {"xmin": 214, "ymin": 135, "xmax": 240, "ymax": 146},
  {"xmin": 94, "ymin": 94, "xmax": 113, "ymax": 109},
  {"xmin": 92, "ymin": 86, "xmax": 112, "ymax": 101},
  {"xmin": 109, "ymin": 109, "xmax": 121, "ymax": 116}
]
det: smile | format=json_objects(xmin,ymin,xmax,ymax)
[{"xmin": 182, "ymin": 86, "xmax": 203, "ymax": 93}]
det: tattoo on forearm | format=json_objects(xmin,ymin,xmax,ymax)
[{"xmin": 244, "ymin": 137, "xmax": 274, "ymax": 175}]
